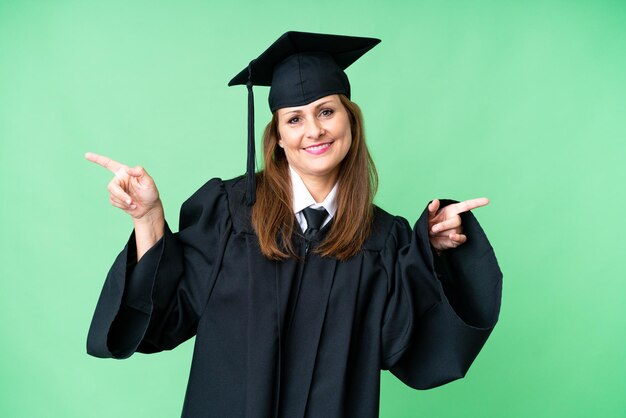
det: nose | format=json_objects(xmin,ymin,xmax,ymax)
[{"xmin": 304, "ymin": 118, "xmax": 324, "ymax": 140}]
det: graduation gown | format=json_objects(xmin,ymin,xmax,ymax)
[{"xmin": 87, "ymin": 176, "xmax": 502, "ymax": 418}]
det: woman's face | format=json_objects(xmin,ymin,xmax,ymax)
[{"xmin": 277, "ymin": 94, "xmax": 352, "ymax": 184}]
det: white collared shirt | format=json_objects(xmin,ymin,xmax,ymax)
[{"xmin": 290, "ymin": 166, "xmax": 337, "ymax": 232}]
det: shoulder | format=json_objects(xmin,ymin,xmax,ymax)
[
  {"xmin": 189, "ymin": 175, "xmax": 245, "ymax": 197},
  {"xmin": 178, "ymin": 175, "xmax": 251, "ymax": 232},
  {"xmin": 185, "ymin": 175, "xmax": 247, "ymax": 206},
  {"xmin": 363, "ymin": 205, "xmax": 412, "ymax": 252},
  {"xmin": 221, "ymin": 175, "xmax": 253, "ymax": 234}
]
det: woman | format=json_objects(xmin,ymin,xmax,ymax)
[{"xmin": 86, "ymin": 32, "xmax": 502, "ymax": 418}]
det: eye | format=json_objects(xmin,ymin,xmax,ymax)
[
  {"xmin": 287, "ymin": 116, "xmax": 300, "ymax": 125},
  {"xmin": 320, "ymin": 108, "xmax": 334, "ymax": 117}
]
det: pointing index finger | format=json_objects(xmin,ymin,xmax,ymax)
[
  {"xmin": 85, "ymin": 152, "xmax": 126, "ymax": 175},
  {"xmin": 448, "ymin": 197, "xmax": 489, "ymax": 215}
]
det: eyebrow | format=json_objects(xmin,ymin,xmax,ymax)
[
  {"xmin": 282, "ymin": 110, "xmax": 302, "ymax": 116},
  {"xmin": 314, "ymin": 100, "xmax": 334, "ymax": 108}
]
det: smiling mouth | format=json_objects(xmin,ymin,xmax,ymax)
[{"xmin": 303, "ymin": 142, "xmax": 333, "ymax": 154}]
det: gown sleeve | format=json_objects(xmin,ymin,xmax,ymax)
[
  {"xmin": 380, "ymin": 199, "xmax": 502, "ymax": 389},
  {"xmin": 86, "ymin": 178, "xmax": 231, "ymax": 359}
]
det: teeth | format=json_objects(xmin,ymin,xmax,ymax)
[{"xmin": 306, "ymin": 143, "xmax": 331, "ymax": 151}]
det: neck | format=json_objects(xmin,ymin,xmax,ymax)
[{"xmin": 298, "ymin": 171, "xmax": 338, "ymax": 203}]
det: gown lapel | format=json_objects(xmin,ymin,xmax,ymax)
[
  {"xmin": 242, "ymin": 215, "xmax": 339, "ymax": 418},
  {"xmin": 244, "ymin": 235, "xmax": 281, "ymax": 418},
  {"xmin": 278, "ymin": 225, "xmax": 338, "ymax": 418}
]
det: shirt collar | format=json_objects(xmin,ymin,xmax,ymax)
[{"xmin": 289, "ymin": 166, "xmax": 338, "ymax": 217}]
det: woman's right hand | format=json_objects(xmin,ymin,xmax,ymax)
[
  {"xmin": 85, "ymin": 152, "xmax": 163, "ymax": 221},
  {"xmin": 86, "ymin": 152, "xmax": 165, "ymax": 260}
]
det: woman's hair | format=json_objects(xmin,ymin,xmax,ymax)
[{"xmin": 252, "ymin": 94, "xmax": 378, "ymax": 260}]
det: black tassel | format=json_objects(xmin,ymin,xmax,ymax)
[{"xmin": 245, "ymin": 61, "xmax": 256, "ymax": 206}]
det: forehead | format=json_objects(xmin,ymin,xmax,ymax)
[{"xmin": 277, "ymin": 94, "xmax": 341, "ymax": 115}]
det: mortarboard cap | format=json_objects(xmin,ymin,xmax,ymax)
[{"xmin": 228, "ymin": 31, "xmax": 381, "ymax": 205}]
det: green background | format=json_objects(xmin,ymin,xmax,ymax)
[{"xmin": 1, "ymin": 0, "xmax": 624, "ymax": 417}]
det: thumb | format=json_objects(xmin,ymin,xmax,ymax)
[
  {"xmin": 428, "ymin": 199, "xmax": 440, "ymax": 216},
  {"xmin": 127, "ymin": 166, "xmax": 153, "ymax": 187},
  {"xmin": 126, "ymin": 166, "xmax": 145, "ymax": 178}
]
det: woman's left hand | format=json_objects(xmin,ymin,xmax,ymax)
[{"xmin": 427, "ymin": 198, "xmax": 489, "ymax": 253}]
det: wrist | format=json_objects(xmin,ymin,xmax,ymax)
[
  {"xmin": 132, "ymin": 203, "xmax": 165, "ymax": 260},
  {"xmin": 133, "ymin": 201, "xmax": 164, "ymax": 226}
]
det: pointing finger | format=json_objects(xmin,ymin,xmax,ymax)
[
  {"xmin": 447, "ymin": 197, "xmax": 489, "ymax": 215},
  {"xmin": 85, "ymin": 152, "xmax": 126, "ymax": 175}
]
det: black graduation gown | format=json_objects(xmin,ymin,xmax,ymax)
[{"xmin": 87, "ymin": 176, "xmax": 502, "ymax": 418}]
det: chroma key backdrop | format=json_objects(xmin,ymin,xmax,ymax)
[{"xmin": 0, "ymin": 1, "xmax": 624, "ymax": 417}]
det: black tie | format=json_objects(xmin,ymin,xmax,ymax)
[{"xmin": 302, "ymin": 207, "xmax": 328, "ymax": 242}]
